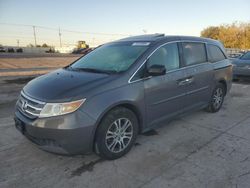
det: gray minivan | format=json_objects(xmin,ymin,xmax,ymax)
[{"xmin": 14, "ymin": 34, "xmax": 232, "ymax": 159}]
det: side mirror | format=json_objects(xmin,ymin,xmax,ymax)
[{"xmin": 147, "ymin": 64, "xmax": 166, "ymax": 76}]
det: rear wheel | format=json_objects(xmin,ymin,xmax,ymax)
[
  {"xmin": 95, "ymin": 107, "xmax": 138, "ymax": 160},
  {"xmin": 206, "ymin": 83, "xmax": 225, "ymax": 113}
]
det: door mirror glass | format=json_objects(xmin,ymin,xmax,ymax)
[{"xmin": 147, "ymin": 64, "xmax": 166, "ymax": 76}]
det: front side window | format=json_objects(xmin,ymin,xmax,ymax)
[
  {"xmin": 70, "ymin": 43, "xmax": 148, "ymax": 73},
  {"xmin": 147, "ymin": 43, "xmax": 180, "ymax": 71},
  {"xmin": 182, "ymin": 42, "xmax": 207, "ymax": 66},
  {"xmin": 207, "ymin": 44, "xmax": 226, "ymax": 62}
]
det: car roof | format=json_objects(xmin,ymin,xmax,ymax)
[
  {"xmin": 119, "ymin": 34, "xmax": 166, "ymax": 42},
  {"xmin": 117, "ymin": 34, "xmax": 221, "ymax": 46}
]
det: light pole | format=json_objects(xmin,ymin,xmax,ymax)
[
  {"xmin": 59, "ymin": 27, "xmax": 62, "ymax": 48},
  {"xmin": 32, "ymin": 26, "xmax": 37, "ymax": 47},
  {"xmin": 92, "ymin": 37, "xmax": 95, "ymax": 47}
]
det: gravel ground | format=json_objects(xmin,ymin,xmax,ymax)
[{"xmin": 1, "ymin": 77, "xmax": 250, "ymax": 188}]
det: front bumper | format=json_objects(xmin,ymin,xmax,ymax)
[{"xmin": 14, "ymin": 108, "xmax": 97, "ymax": 155}]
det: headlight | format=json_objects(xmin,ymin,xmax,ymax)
[{"xmin": 39, "ymin": 99, "xmax": 86, "ymax": 118}]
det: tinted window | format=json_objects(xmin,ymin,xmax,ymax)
[
  {"xmin": 148, "ymin": 43, "xmax": 179, "ymax": 71},
  {"xmin": 240, "ymin": 52, "xmax": 250, "ymax": 60},
  {"xmin": 71, "ymin": 43, "xmax": 148, "ymax": 73},
  {"xmin": 182, "ymin": 42, "xmax": 207, "ymax": 66},
  {"xmin": 208, "ymin": 44, "xmax": 226, "ymax": 62}
]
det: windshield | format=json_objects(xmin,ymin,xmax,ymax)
[
  {"xmin": 240, "ymin": 52, "xmax": 250, "ymax": 60},
  {"xmin": 69, "ymin": 43, "xmax": 148, "ymax": 73}
]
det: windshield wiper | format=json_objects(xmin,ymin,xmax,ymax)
[{"xmin": 68, "ymin": 67, "xmax": 117, "ymax": 74}]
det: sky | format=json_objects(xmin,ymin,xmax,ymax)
[{"xmin": 0, "ymin": 0, "xmax": 249, "ymax": 47}]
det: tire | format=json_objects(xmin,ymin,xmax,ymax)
[
  {"xmin": 94, "ymin": 107, "xmax": 139, "ymax": 160},
  {"xmin": 206, "ymin": 83, "xmax": 226, "ymax": 113}
]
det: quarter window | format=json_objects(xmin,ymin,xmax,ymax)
[
  {"xmin": 207, "ymin": 44, "xmax": 226, "ymax": 62},
  {"xmin": 182, "ymin": 42, "xmax": 207, "ymax": 66},
  {"xmin": 147, "ymin": 43, "xmax": 180, "ymax": 71}
]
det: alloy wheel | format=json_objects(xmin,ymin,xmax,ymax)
[
  {"xmin": 105, "ymin": 118, "xmax": 133, "ymax": 153},
  {"xmin": 212, "ymin": 88, "xmax": 223, "ymax": 109}
]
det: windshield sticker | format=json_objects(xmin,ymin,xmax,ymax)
[{"xmin": 132, "ymin": 42, "xmax": 150, "ymax": 46}]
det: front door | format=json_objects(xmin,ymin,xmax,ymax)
[{"xmin": 144, "ymin": 42, "xmax": 187, "ymax": 127}]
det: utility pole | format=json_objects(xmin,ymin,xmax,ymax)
[
  {"xmin": 59, "ymin": 27, "xmax": 62, "ymax": 48},
  {"xmin": 17, "ymin": 39, "xmax": 19, "ymax": 47},
  {"xmin": 32, "ymin": 26, "xmax": 37, "ymax": 47}
]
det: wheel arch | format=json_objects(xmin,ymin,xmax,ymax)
[
  {"xmin": 218, "ymin": 79, "xmax": 227, "ymax": 95},
  {"xmin": 92, "ymin": 102, "xmax": 144, "ymax": 150}
]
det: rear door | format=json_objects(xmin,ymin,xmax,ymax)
[
  {"xmin": 143, "ymin": 42, "xmax": 187, "ymax": 127},
  {"xmin": 181, "ymin": 42, "xmax": 214, "ymax": 110}
]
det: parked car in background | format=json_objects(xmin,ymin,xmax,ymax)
[
  {"xmin": 14, "ymin": 34, "xmax": 232, "ymax": 160},
  {"xmin": 228, "ymin": 53, "xmax": 244, "ymax": 58},
  {"xmin": 0, "ymin": 46, "xmax": 6, "ymax": 52},
  {"xmin": 45, "ymin": 48, "xmax": 55, "ymax": 53},
  {"xmin": 16, "ymin": 48, "xmax": 23, "ymax": 53},
  {"xmin": 7, "ymin": 48, "xmax": 15, "ymax": 53},
  {"xmin": 232, "ymin": 51, "xmax": 250, "ymax": 80}
]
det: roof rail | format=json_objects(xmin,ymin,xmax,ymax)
[
  {"xmin": 153, "ymin": 33, "xmax": 165, "ymax": 37},
  {"xmin": 118, "ymin": 34, "xmax": 165, "ymax": 42}
]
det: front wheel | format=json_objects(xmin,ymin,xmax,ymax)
[
  {"xmin": 94, "ymin": 107, "xmax": 138, "ymax": 160},
  {"xmin": 206, "ymin": 83, "xmax": 226, "ymax": 113}
]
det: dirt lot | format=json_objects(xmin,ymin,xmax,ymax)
[
  {"xmin": 0, "ymin": 53, "xmax": 81, "ymax": 76},
  {"xmin": 0, "ymin": 53, "xmax": 80, "ymax": 69},
  {"xmin": 1, "ymin": 72, "xmax": 250, "ymax": 188}
]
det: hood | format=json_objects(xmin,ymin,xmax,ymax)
[{"xmin": 23, "ymin": 68, "xmax": 113, "ymax": 102}]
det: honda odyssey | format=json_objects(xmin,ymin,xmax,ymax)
[{"xmin": 14, "ymin": 34, "xmax": 232, "ymax": 159}]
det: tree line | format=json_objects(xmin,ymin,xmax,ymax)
[{"xmin": 201, "ymin": 22, "xmax": 250, "ymax": 49}]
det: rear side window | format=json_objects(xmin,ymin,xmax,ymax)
[
  {"xmin": 182, "ymin": 42, "xmax": 207, "ymax": 66},
  {"xmin": 207, "ymin": 44, "xmax": 226, "ymax": 62}
]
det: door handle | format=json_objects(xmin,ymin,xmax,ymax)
[
  {"xmin": 177, "ymin": 77, "xmax": 194, "ymax": 86},
  {"xmin": 185, "ymin": 77, "xmax": 194, "ymax": 84}
]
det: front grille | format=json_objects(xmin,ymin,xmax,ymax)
[{"xmin": 17, "ymin": 91, "xmax": 45, "ymax": 119}]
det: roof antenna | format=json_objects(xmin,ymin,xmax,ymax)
[
  {"xmin": 142, "ymin": 29, "xmax": 147, "ymax": 34},
  {"xmin": 154, "ymin": 33, "xmax": 165, "ymax": 37}
]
